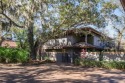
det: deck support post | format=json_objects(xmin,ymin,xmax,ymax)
[{"xmin": 85, "ymin": 34, "xmax": 88, "ymax": 44}]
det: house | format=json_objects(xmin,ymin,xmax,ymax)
[
  {"xmin": 1, "ymin": 40, "xmax": 17, "ymax": 48},
  {"xmin": 42, "ymin": 27, "xmax": 114, "ymax": 63},
  {"xmin": 119, "ymin": 39, "xmax": 125, "ymax": 50}
]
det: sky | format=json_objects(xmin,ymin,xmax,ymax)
[
  {"xmin": 103, "ymin": 0, "xmax": 125, "ymax": 38},
  {"xmin": 9, "ymin": 0, "xmax": 125, "ymax": 40},
  {"xmin": 13, "ymin": 0, "xmax": 124, "ymax": 42},
  {"xmin": 26, "ymin": 0, "xmax": 125, "ymax": 39}
]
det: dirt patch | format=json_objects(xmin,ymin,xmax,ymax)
[{"xmin": 0, "ymin": 63, "xmax": 125, "ymax": 83}]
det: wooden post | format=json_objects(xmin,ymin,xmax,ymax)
[
  {"xmin": 63, "ymin": 49, "xmax": 65, "ymax": 62},
  {"xmin": 99, "ymin": 50, "xmax": 103, "ymax": 61},
  {"xmin": 85, "ymin": 34, "xmax": 88, "ymax": 44}
]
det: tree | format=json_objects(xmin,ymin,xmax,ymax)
[
  {"xmin": 0, "ymin": 14, "xmax": 12, "ymax": 46},
  {"xmin": 0, "ymin": 0, "xmax": 64, "ymax": 60},
  {"xmin": 11, "ymin": 27, "xmax": 28, "ymax": 50},
  {"xmin": 58, "ymin": 0, "xmax": 106, "ymax": 29},
  {"xmin": 101, "ymin": 0, "xmax": 125, "ymax": 50},
  {"xmin": 0, "ymin": 0, "xmax": 48, "ymax": 60},
  {"xmin": 112, "ymin": 15, "xmax": 125, "ymax": 50},
  {"xmin": 0, "ymin": 0, "xmax": 120, "ymax": 61}
]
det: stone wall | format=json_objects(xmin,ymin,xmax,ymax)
[
  {"xmin": 84, "ymin": 52, "xmax": 125, "ymax": 61},
  {"xmin": 42, "ymin": 51, "xmax": 125, "ymax": 62},
  {"xmin": 103, "ymin": 52, "xmax": 125, "ymax": 61}
]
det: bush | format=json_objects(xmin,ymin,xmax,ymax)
[
  {"xmin": 0, "ymin": 47, "xmax": 29, "ymax": 63},
  {"xmin": 74, "ymin": 59, "xmax": 125, "ymax": 70}
]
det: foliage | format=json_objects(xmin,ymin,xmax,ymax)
[
  {"xmin": 75, "ymin": 59, "xmax": 125, "ymax": 70},
  {"xmin": 0, "ymin": 0, "xmax": 55, "ymax": 60},
  {"xmin": 0, "ymin": 0, "xmax": 119, "ymax": 60},
  {"xmin": 58, "ymin": 0, "xmax": 108, "ymax": 28},
  {"xmin": 11, "ymin": 27, "xmax": 29, "ymax": 50},
  {"xmin": 0, "ymin": 47, "xmax": 29, "ymax": 63},
  {"xmin": 101, "ymin": 0, "xmax": 125, "ymax": 50}
]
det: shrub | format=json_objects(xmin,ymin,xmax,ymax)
[
  {"xmin": 74, "ymin": 59, "xmax": 125, "ymax": 70},
  {"xmin": 0, "ymin": 47, "xmax": 29, "ymax": 63}
]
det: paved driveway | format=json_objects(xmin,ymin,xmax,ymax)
[{"xmin": 0, "ymin": 63, "xmax": 125, "ymax": 83}]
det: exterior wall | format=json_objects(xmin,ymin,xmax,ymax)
[
  {"xmin": 103, "ymin": 52, "xmax": 125, "ymax": 61},
  {"xmin": 43, "ymin": 52, "xmax": 63, "ymax": 62},
  {"xmin": 43, "ymin": 49, "xmax": 75, "ymax": 63},
  {"xmin": 42, "ymin": 51, "xmax": 125, "ymax": 62},
  {"xmin": 43, "ymin": 33, "xmax": 111, "ymax": 49},
  {"xmin": 44, "ymin": 35, "xmax": 77, "ymax": 49},
  {"xmin": 44, "ymin": 34, "xmax": 104, "ymax": 49},
  {"xmin": 82, "ymin": 52, "xmax": 125, "ymax": 61},
  {"xmin": 1, "ymin": 40, "xmax": 17, "ymax": 48},
  {"xmin": 93, "ymin": 35, "xmax": 102, "ymax": 47},
  {"xmin": 67, "ymin": 36, "xmax": 77, "ymax": 45},
  {"xmin": 94, "ymin": 35, "xmax": 107, "ymax": 48},
  {"xmin": 81, "ymin": 52, "xmax": 100, "ymax": 61}
]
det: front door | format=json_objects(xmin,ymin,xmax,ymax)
[{"xmin": 62, "ymin": 53, "xmax": 71, "ymax": 63}]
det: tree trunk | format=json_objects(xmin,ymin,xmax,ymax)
[
  {"xmin": 0, "ymin": 37, "xmax": 5, "ymax": 46},
  {"xmin": 38, "ymin": 44, "xmax": 43, "ymax": 61},
  {"xmin": 117, "ymin": 34, "xmax": 122, "ymax": 51},
  {"xmin": 28, "ymin": 22, "xmax": 37, "ymax": 60},
  {"xmin": 38, "ymin": 46, "xmax": 42, "ymax": 61},
  {"xmin": 117, "ymin": 41, "xmax": 121, "ymax": 51}
]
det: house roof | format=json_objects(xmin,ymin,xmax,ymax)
[
  {"xmin": 1, "ymin": 40, "xmax": 17, "ymax": 48},
  {"xmin": 64, "ymin": 27, "xmax": 112, "ymax": 40},
  {"xmin": 45, "ymin": 27, "xmax": 112, "ymax": 50}
]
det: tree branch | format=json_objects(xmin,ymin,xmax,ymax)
[
  {"xmin": 2, "ymin": 13, "xmax": 24, "ymax": 28},
  {"xmin": 0, "ymin": 0, "xmax": 24, "ymax": 28}
]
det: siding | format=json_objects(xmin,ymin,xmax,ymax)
[
  {"xmin": 44, "ymin": 34, "xmax": 107, "ymax": 49},
  {"xmin": 44, "ymin": 35, "xmax": 77, "ymax": 48},
  {"xmin": 94, "ymin": 35, "xmax": 101, "ymax": 47}
]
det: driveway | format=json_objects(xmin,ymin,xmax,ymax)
[{"xmin": 0, "ymin": 63, "xmax": 125, "ymax": 83}]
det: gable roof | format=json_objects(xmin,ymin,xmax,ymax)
[{"xmin": 64, "ymin": 27, "xmax": 112, "ymax": 40}]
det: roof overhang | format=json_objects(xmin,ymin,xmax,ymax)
[{"xmin": 65, "ymin": 27, "xmax": 112, "ymax": 40}]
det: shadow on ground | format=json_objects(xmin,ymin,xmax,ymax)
[{"xmin": 0, "ymin": 63, "xmax": 125, "ymax": 83}]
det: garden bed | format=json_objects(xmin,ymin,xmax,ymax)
[{"xmin": 75, "ymin": 59, "xmax": 125, "ymax": 70}]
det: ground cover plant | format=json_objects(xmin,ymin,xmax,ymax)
[
  {"xmin": 75, "ymin": 58, "xmax": 125, "ymax": 70},
  {"xmin": 0, "ymin": 47, "xmax": 28, "ymax": 63}
]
